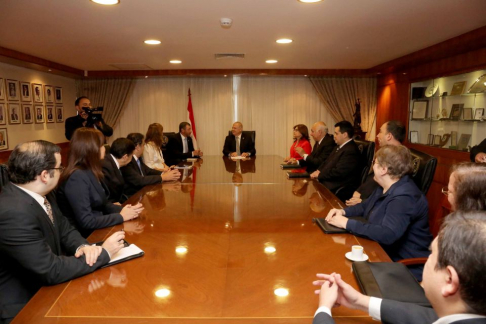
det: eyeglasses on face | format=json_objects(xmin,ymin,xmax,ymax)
[
  {"xmin": 49, "ymin": 166, "xmax": 65, "ymax": 173},
  {"xmin": 441, "ymin": 187, "xmax": 449, "ymax": 196}
]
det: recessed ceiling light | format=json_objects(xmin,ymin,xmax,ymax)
[
  {"xmin": 90, "ymin": 0, "xmax": 119, "ymax": 5},
  {"xmin": 298, "ymin": 0, "xmax": 322, "ymax": 3},
  {"xmin": 266, "ymin": 60, "xmax": 278, "ymax": 64},
  {"xmin": 276, "ymin": 39, "xmax": 292, "ymax": 44},
  {"xmin": 144, "ymin": 40, "xmax": 161, "ymax": 45},
  {"xmin": 170, "ymin": 60, "xmax": 182, "ymax": 64}
]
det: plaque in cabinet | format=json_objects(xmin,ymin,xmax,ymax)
[
  {"xmin": 463, "ymin": 108, "xmax": 473, "ymax": 121},
  {"xmin": 449, "ymin": 104, "xmax": 463, "ymax": 120},
  {"xmin": 467, "ymin": 74, "xmax": 486, "ymax": 94},
  {"xmin": 412, "ymin": 100, "xmax": 428, "ymax": 120},
  {"xmin": 474, "ymin": 108, "xmax": 484, "ymax": 120},
  {"xmin": 450, "ymin": 81, "xmax": 466, "ymax": 96}
]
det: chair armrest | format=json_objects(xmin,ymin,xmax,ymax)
[{"xmin": 398, "ymin": 257, "xmax": 428, "ymax": 266}]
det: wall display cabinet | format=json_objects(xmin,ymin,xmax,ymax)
[{"xmin": 408, "ymin": 69, "xmax": 485, "ymax": 152}]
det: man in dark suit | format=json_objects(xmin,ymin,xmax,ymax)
[
  {"xmin": 311, "ymin": 211, "xmax": 486, "ymax": 324},
  {"xmin": 101, "ymin": 138, "xmax": 135, "ymax": 203},
  {"xmin": 10, "ymin": 108, "xmax": 18, "ymax": 121},
  {"xmin": 65, "ymin": 96, "xmax": 113, "ymax": 141},
  {"xmin": 310, "ymin": 121, "xmax": 361, "ymax": 196},
  {"xmin": 471, "ymin": 138, "xmax": 486, "ymax": 163},
  {"xmin": 36, "ymin": 108, "xmax": 43, "ymax": 120},
  {"xmin": 0, "ymin": 140, "xmax": 125, "ymax": 324},
  {"xmin": 165, "ymin": 122, "xmax": 203, "ymax": 166},
  {"xmin": 289, "ymin": 121, "xmax": 336, "ymax": 173},
  {"xmin": 222, "ymin": 121, "xmax": 256, "ymax": 157},
  {"xmin": 121, "ymin": 133, "xmax": 180, "ymax": 198}
]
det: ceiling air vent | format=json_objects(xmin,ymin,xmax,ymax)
[{"xmin": 215, "ymin": 53, "xmax": 245, "ymax": 60}]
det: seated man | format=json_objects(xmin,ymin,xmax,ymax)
[
  {"xmin": 121, "ymin": 133, "xmax": 180, "ymax": 198},
  {"xmin": 222, "ymin": 121, "xmax": 256, "ymax": 157},
  {"xmin": 310, "ymin": 121, "xmax": 361, "ymax": 198},
  {"xmin": 471, "ymin": 138, "xmax": 486, "ymax": 163},
  {"xmin": 165, "ymin": 122, "xmax": 203, "ymax": 165},
  {"xmin": 346, "ymin": 120, "xmax": 405, "ymax": 206},
  {"xmin": 289, "ymin": 121, "xmax": 336, "ymax": 173},
  {"xmin": 102, "ymin": 138, "xmax": 136, "ymax": 203},
  {"xmin": 312, "ymin": 211, "xmax": 486, "ymax": 324},
  {"xmin": 0, "ymin": 140, "xmax": 125, "ymax": 324}
]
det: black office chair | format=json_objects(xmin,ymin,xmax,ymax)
[
  {"xmin": 162, "ymin": 132, "xmax": 176, "ymax": 152},
  {"xmin": 228, "ymin": 130, "xmax": 256, "ymax": 145},
  {"xmin": 409, "ymin": 148, "xmax": 437, "ymax": 195},
  {"xmin": 0, "ymin": 164, "xmax": 9, "ymax": 192}
]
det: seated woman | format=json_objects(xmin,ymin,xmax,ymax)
[
  {"xmin": 284, "ymin": 124, "xmax": 312, "ymax": 162},
  {"xmin": 143, "ymin": 123, "xmax": 170, "ymax": 172},
  {"xmin": 444, "ymin": 162, "xmax": 486, "ymax": 211},
  {"xmin": 326, "ymin": 145, "xmax": 432, "ymax": 280},
  {"xmin": 57, "ymin": 128, "xmax": 143, "ymax": 237}
]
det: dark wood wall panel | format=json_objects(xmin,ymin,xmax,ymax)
[{"xmin": 0, "ymin": 142, "xmax": 70, "ymax": 166}]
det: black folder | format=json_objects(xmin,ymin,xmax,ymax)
[
  {"xmin": 286, "ymin": 170, "xmax": 310, "ymax": 178},
  {"xmin": 313, "ymin": 216, "xmax": 367, "ymax": 234},
  {"xmin": 280, "ymin": 163, "xmax": 301, "ymax": 169}
]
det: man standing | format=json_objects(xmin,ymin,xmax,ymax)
[
  {"xmin": 289, "ymin": 121, "xmax": 336, "ymax": 173},
  {"xmin": 312, "ymin": 211, "xmax": 486, "ymax": 324},
  {"xmin": 65, "ymin": 96, "xmax": 113, "ymax": 140},
  {"xmin": 165, "ymin": 122, "xmax": 203, "ymax": 165},
  {"xmin": 121, "ymin": 133, "xmax": 181, "ymax": 198},
  {"xmin": 222, "ymin": 122, "xmax": 256, "ymax": 157},
  {"xmin": 0, "ymin": 140, "xmax": 125, "ymax": 324}
]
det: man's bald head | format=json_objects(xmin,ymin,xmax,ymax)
[
  {"xmin": 232, "ymin": 122, "xmax": 243, "ymax": 136},
  {"xmin": 310, "ymin": 122, "xmax": 328, "ymax": 142}
]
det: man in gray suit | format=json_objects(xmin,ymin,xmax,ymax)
[{"xmin": 311, "ymin": 211, "xmax": 486, "ymax": 324}]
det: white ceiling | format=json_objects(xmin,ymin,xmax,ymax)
[{"xmin": 1, "ymin": 0, "xmax": 486, "ymax": 71}]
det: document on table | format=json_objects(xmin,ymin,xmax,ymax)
[
  {"xmin": 102, "ymin": 244, "xmax": 144, "ymax": 267},
  {"xmin": 174, "ymin": 165, "xmax": 193, "ymax": 169},
  {"xmin": 230, "ymin": 156, "xmax": 246, "ymax": 160}
]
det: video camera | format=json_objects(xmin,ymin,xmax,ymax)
[{"xmin": 82, "ymin": 106, "xmax": 104, "ymax": 125}]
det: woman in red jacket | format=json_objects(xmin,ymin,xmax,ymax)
[{"xmin": 284, "ymin": 124, "xmax": 312, "ymax": 162}]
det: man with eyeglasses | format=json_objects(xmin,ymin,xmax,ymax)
[
  {"xmin": 0, "ymin": 140, "xmax": 125, "ymax": 324},
  {"xmin": 64, "ymin": 96, "xmax": 113, "ymax": 140}
]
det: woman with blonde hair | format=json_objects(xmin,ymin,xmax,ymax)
[{"xmin": 143, "ymin": 123, "xmax": 170, "ymax": 172}]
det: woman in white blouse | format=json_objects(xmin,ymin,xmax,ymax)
[{"xmin": 143, "ymin": 123, "xmax": 170, "ymax": 172}]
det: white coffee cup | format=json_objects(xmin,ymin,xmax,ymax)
[{"xmin": 351, "ymin": 245, "xmax": 364, "ymax": 260}]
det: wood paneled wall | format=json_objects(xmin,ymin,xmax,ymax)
[{"xmin": 0, "ymin": 142, "xmax": 70, "ymax": 166}]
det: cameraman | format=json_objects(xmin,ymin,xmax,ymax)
[{"xmin": 65, "ymin": 96, "xmax": 113, "ymax": 141}]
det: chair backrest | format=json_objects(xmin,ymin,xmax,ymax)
[
  {"xmin": 162, "ymin": 132, "xmax": 176, "ymax": 150},
  {"xmin": 228, "ymin": 131, "xmax": 256, "ymax": 144},
  {"xmin": 408, "ymin": 148, "xmax": 437, "ymax": 195},
  {"xmin": 354, "ymin": 139, "xmax": 375, "ymax": 184},
  {"xmin": 0, "ymin": 164, "xmax": 9, "ymax": 192}
]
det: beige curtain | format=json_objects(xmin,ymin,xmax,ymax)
[
  {"xmin": 310, "ymin": 77, "xmax": 377, "ymax": 140},
  {"xmin": 75, "ymin": 78, "xmax": 135, "ymax": 129}
]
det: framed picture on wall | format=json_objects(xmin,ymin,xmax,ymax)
[
  {"xmin": 46, "ymin": 105, "xmax": 55, "ymax": 123},
  {"xmin": 56, "ymin": 106, "xmax": 64, "ymax": 122},
  {"xmin": 8, "ymin": 103, "xmax": 21, "ymax": 124},
  {"xmin": 6, "ymin": 79, "xmax": 20, "ymax": 101},
  {"xmin": 55, "ymin": 87, "xmax": 62, "ymax": 103},
  {"xmin": 0, "ymin": 78, "xmax": 6, "ymax": 101},
  {"xmin": 34, "ymin": 104, "xmax": 45, "ymax": 123},
  {"xmin": 412, "ymin": 100, "xmax": 428, "ymax": 120},
  {"xmin": 0, "ymin": 128, "xmax": 8, "ymax": 151},
  {"xmin": 22, "ymin": 104, "xmax": 33, "ymax": 124},
  {"xmin": 32, "ymin": 83, "xmax": 44, "ymax": 103},
  {"xmin": 20, "ymin": 82, "xmax": 32, "ymax": 102},
  {"xmin": 44, "ymin": 85, "xmax": 54, "ymax": 103},
  {"xmin": 0, "ymin": 103, "xmax": 6, "ymax": 125}
]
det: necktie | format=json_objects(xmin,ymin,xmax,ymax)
[
  {"xmin": 236, "ymin": 137, "xmax": 241, "ymax": 155},
  {"xmin": 43, "ymin": 196, "xmax": 55, "ymax": 225},
  {"xmin": 137, "ymin": 158, "xmax": 144, "ymax": 176},
  {"xmin": 183, "ymin": 137, "xmax": 188, "ymax": 154}
]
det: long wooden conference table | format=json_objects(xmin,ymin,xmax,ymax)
[{"xmin": 13, "ymin": 155, "xmax": 391, "ymax": 324}]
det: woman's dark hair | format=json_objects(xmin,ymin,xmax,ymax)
[
  {"xmin": 60, "ymin": 128, "xmax": 105, "ymax": 183},
  {"xmin": 293, "ymin": 124, "xmax": 310, "ymax": 142},
  {"xmin": 145, "ymin": 123, "xmax": 164, "ymax": 148},
  {"xmin": 450, "ymin": 162, "xmax": 486, "ymax": 211}
]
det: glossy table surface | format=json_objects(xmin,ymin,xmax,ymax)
[{"xmin": 14, "ymin": 156, "xmax": 391, "ymax": 324}]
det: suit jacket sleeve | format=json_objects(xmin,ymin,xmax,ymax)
[
  {"xmin": 101, "ymin": 158, "xmax": 122, "ymax": 203},
  {"xmin": 470, "ymin": 138, "xmax": 486, "ymax": 162},
  {"xmin": 121, "ymin": 160, "xmax": 162, "ymax": 189},
  {"xmin": 97, "ymin": 119, "xmax": 113, "ymax": 138},
  {"xmin": 317, "ymin": 148, "xmax": 359, "ymax": 182},
  {"xmin": 245, "ymin": 137, "xmax": 256, "ymax": 156},
  {"xmin": 64, "ymin": 171, "xmax": 123, "ymax": 230},
  {"xmin": 312, "ymin": 312, "xmax": 335, "ymax": 324},
  {"xmin": 167, "ymin": 135, "xmax": 193, "ymax": 161},
  {"xmin": 65, "ymin": 117, "xmax": 78, "ymax": 140},
  {"xmin": 222, "ymin": 136, "xmax": 233, "ymax": 156},
  {"xmin": 380, "ymin": 299, "xmax": 438, "ymax": 324},
  {"xmin": 0, "ymin": 203, "xmax": 110, "ymax": 286}
]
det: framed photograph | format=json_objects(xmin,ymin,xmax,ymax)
[
  {"xmin": 427, "ymin": 134, "xmax": 434, "ymax": 145},
  {"xmin": 8, "ymin": 103, "xmax": 21, "ymax": 124},
  {"xmin": 6, "ymin": 79, "xmax": 20, "ymax": 101},
  {"xmin": 451, "ymin": 131, "xmax": 458, "ymax": 147},
  {"xmin": 441, "ymin": 108, "xmax": 448, "ymax": 119},
  {"xmin": 410, "ymin": 131, "xmax": 418, "ymax": 144},
  {"xmin": 450, "ymin": 81, "xmax": 467, "ymax": 96},
  {"xmin": 458, "ymin": 134, "xmax": 472, "ymax": 151},
  {"xmin": 34, "ymin": 104, "xmax": 45, "ymax": 123},
  {"xmin": 449, "ymin": 104, "xmax": 464, "ymax": 121},
  {"xmin": 0, "ymin": 103, "xmax": 6, "ymax": 125},
  {"xmin": 56, "ymin": 106, "xmax": 64, "ymax": 122},
  {"xmin": 20, "ymin": 82, "xmax": 32, "ymax": 102},
  {"xmin": 32, "ymin": 83, "xmax": 44, "ymax": 103},
  {"xmin": 22, "ymin": 104, "xmax": 33, "ymax": 124},
  {"xmin": 462, "ymin": 108, "xmax": 473, "ymax": 120},
  {"xmin": 46, "ymin": 105, "xmax": 55, "ymax": 123},
  {"xmin": 434, "ymin": 135, "xmax": 441, "ymax": 146},
  {"xmin": 55, "ymin": 87, "xmax": 62, "ymax": 103},
  {"xmin": 0, "ymin": 78, "xmax": 6, "ymax": 101},
  {"xmin": 475, "ymin": 108, "xmax": 484, "ymax": 120},
  {"xmin": 44, "ymin": 85, "xmax": 54, "ymax": 103},
  {"xmin": 0, "ymin": 128, "xmax": 8, "ymax": 151},
  {"xmin": 412, "ymin": 100, "xmax": 428, "ymax": 120}
]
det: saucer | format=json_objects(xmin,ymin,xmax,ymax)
[{"xmin": 345, "ymin": 252, "xmax": 369, "ymax": 262}]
